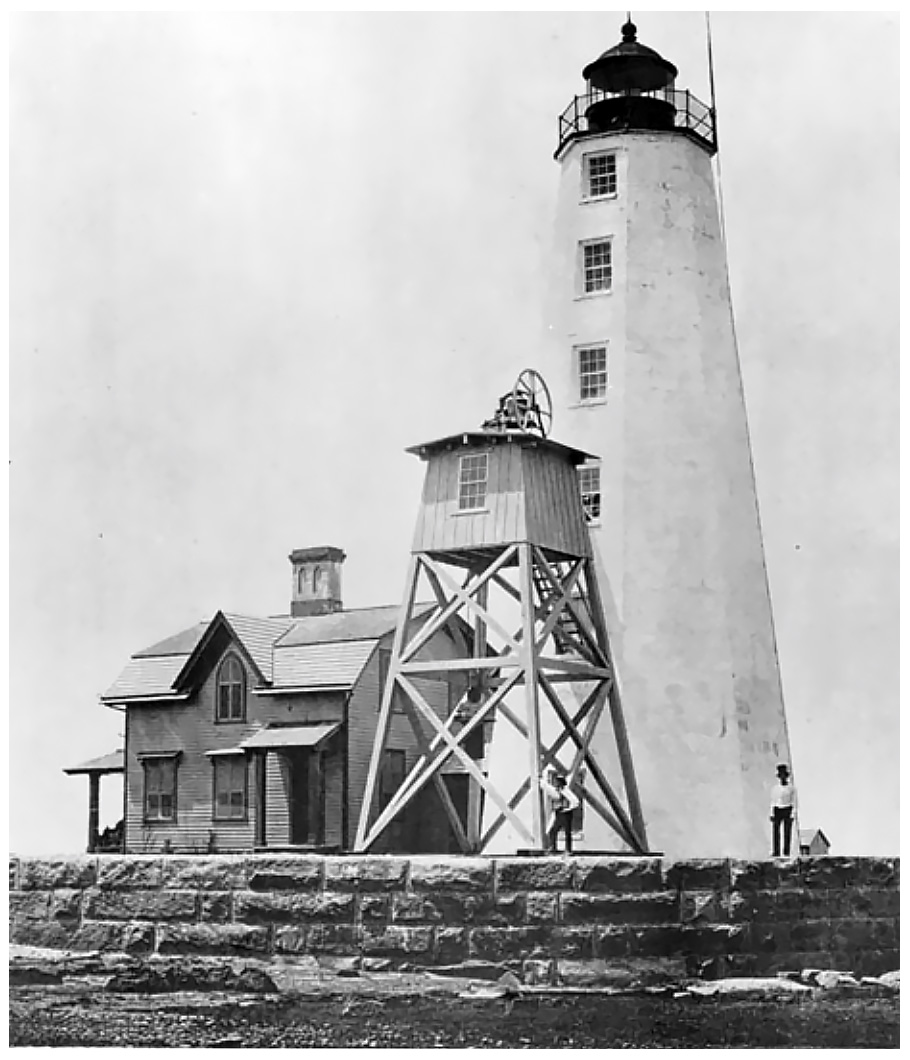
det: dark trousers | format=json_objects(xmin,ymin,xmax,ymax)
[
  {"xmin": 547, "ymin": 811, "xmax": 574, "ymax": 853},
  {"xmin": 772, "ymin": 807, "xmax": 794, "ymax": 857}
]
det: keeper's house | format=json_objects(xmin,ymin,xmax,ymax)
[{"xmin": 66, "ymin": 547, "xmax": 467, "ymax": 855}]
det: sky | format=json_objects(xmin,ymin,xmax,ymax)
[{"xmin": 9, "ymin": 11, "xmax": 899, "ymax": 856}]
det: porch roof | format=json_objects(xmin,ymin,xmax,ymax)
[
  {"xmin": 239, "ymin": 723, "xmax": 341, "ymax": 751},
  {"xmin": 63, "ymin": 748, "xmax": 125, "ymax": 775}
]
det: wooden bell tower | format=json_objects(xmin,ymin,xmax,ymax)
[{"xmin": 355, "ymin": 371, "xmax": 648, "ymax": 854}]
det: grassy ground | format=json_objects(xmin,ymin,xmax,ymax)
[{"xmin": 9, "ymin": 987, "xmax": 900, "ymax": 1048}]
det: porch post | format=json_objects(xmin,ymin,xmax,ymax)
[{"xmin": 87, "ymin": 773, "xmax": 101, "ymax": 854}]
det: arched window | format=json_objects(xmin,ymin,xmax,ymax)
[
  {"xmin": 297, "ymin": 568, "xmax": 308, "ymax": 595},
  {"xmin": 312, "ymin": 566, "xmax": 322, "ymax": 593},
  {"xmin": 216, "ymin": 655, "xmax": 246, "ymax": 722}
]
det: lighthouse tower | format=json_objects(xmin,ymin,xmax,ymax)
[{"xmin": 543, "ymin": 19, "xmax": 792, "ymax": 859}]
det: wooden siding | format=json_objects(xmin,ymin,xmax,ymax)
[
  {"xmin": 125, "ymin": 651, "xmax": 345, "ymax": 854},
  {"xmin": 346, "ymin": 621, "xmax": 469, "ymax": 851},
  {"xmin": 520, "ymin": 446, "xmax": 592, "ymax": 557},
  {"xmin": 410, "ymin": 440, "xmax": 590, "ymax": 558},
  {"xmin": 411, "ymin": 442, "xmax": 526, "ymax": 555}
]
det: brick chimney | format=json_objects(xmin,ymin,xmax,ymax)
[{"xmin": 289, "ymin": 546, "xmax": 346, "ymax": 617}]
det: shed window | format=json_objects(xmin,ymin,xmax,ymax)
[
  {"xmin": 143, "ymin": 757, "xmax": 178, "ymax": 822},
  {"xmin": 584, "ymin": 152, "xmax": 617, "ymax": 199},
  {"xmin": 577, "ymin": 344, "xmax": 608, "ymax": 402},
  {"xmin": 216, "ymin": 655, "xmax": 246, "ymax": 722},
  {"xmin": 213, "ymin": 755, "xmax": 248, "ymax": 820},
  {"xmin": 578, "ymin": 463, "xmax": 602, "ymax": 523},
  {"xmin": 581, "ymin": 240, "xmax": 612, "ymax": 294},
  {"xmin": 457, "ymin": 453, "xmax": 489, "ymax": 511}
]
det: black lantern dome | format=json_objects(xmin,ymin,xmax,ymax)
[
  {"xmin": 581, "ymin": 20, "xmax": 679, "ymax": 137},
  {"xmin": 582, "ymin": 19, "xmax": 677, "ymax": 93}
]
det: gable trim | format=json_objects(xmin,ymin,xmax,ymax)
[{"xmin": 172, "ymin": 611, "xmax": 267, "ymax": 693}]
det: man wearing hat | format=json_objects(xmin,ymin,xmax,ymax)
[
  {"xmin": 540, "ymin": 769, "xmax": 581, "ymax": 854},
  {"xmin": 769, "ymin": 763, "xmax": 797, "ymax": 857}
]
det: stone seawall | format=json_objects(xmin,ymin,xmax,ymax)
[{"xmin": 9, "ymin": 855, "xmax": 899, "ymax": 978}]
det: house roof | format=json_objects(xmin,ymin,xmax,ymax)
[
  {"xmin": 101, "ymin": 602, "xmax": 436, "ymax": 704},
  {"xmin": 799, "ymin": 828, "xmax": 830, "ymax": 846}
]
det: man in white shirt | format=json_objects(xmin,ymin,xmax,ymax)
[
  {"xmin": 769, "ymin": 763, "xmax": 797, "ymax": 857},
  {"xmin": 540, "ymin": 770, "xmax": 581, "ymax": 854}
]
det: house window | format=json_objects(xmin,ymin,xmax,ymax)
[
  {"xmin": 577, "ymin": 344, "xmax": 608, "ymax": 402},
  {"xmin": 142, "ymin": 756, "xmax": 178, "ymax": 822},
  {"xmin": 457, "ymin": 453, "xmax": 489, "ymax": 511},
  {"xmin": 584, "ymin": 152, "xmax": 617, "ymax": 199},
  {"xmin": 578, "ymin": 463, "xmax": 602, "ymax": 523},
  {"xmin": 581, "ymin": 240, "xmax": 612, "ymax": 295},
  {"xmin": 216, "ymin": 654, "xmax": 245, "ymax": 722},
  {"xmin": 213, "ymin": 755, "xmax": 248, "ymax": 821}
]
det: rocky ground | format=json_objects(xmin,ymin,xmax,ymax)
[{"xmin": 9, "ymin": 947, "xmax": 900, "ymax": 1049}]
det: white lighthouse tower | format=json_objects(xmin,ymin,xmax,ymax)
[{"xmin": 543, "ymin": 19, "xmax": 792, "ymax": 859}]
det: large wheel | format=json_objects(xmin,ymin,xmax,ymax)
[{"xmin": 511, "ymin": 369, "xmax": 553, "ymax": 438}]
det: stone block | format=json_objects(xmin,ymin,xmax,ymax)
[
  {"xmin": 361, "ymin": 925, "xmax": 434, "ymax": 959},
  {"xmin": 628, "ymin": 925, "xmax": 683, "ymax": 957},
  {"xmin": 831, "ymin": 917, "xmax": 894, "ymax": 952},
  {"xmin": 234, "ymin": 891, "xmax": 354, "ymax": 924},
  {"xmin": 296, "ymin": 924, "xmax": 359, "ymax": 955},
  {"xmin": 679, "ymin": 891, "xmax": 726, "ymax": 924},
  {"xmin": 157, "ymin": 923, "xmax": 269, "ymax": 956},
  {"xmin": 96, "ymin": 857, "xmax": 163, "ymax": 890},
  {"xmin": 748, "ymin": 922, "xmax": 792, "ymax": 954},
  {"xmin": 409, "ymin": 857, "xmax": 494, "ymax": 894},
  {"xmin": 847, "ymin": 888, "xmax": 901, "ymax": 919},
  {"xmin": 245, "ymin": 856, "xmax": 323, "ymax": 892},
  {"xmin": 9, "ymin": 891, "xmax": 50, "ymax": 920},
  {"xmin": 435, "ymin": 927, "xmax": 469, "ymax": 963},
  {"xmin": 468, "ymin": 927, "xmax": 548, "ymax": 961},
  {"xmin": 574, "ymin": 857, "xmax": 663, "ymax": 894},
  {"xmin": 561, "ymin": 892, "xmax": 678, "ymax": 926},
  {"xmin": 200, "ymin": 892, "xmax": 233, "ymax": 923},
  {"xmin": 10, "ymin": 920, "xmax": 76, "ymax": 949},
  {"xmin": 789, "ymin": 918, "xmax": 833, "ymax": 952},
  {"xmin": 679, "ymin": 924, "xmax": 749, "ymax": 956},
  {"xmin": 21, "ymin": 857, "xmax": 98, "ymax": 891},
  {"xmin": 359, "ymin": 895, "xmax": 392, "ymax": 922},
  {"xmin": 851, "ymin": 949, "xmax": 901, "ymax": 978},
  {"xmin": 122, "ymin": 922, "xmax": 155, "ymax": 954},
  {"xmin": 84, "ymin": 889, "xmax": 198, "ymax": 922},
  {"xmin": 593, "ymin": 926, "xmax": 632, "ymax": 958},
  {"xmin": 9, "ymin": 857, "xmax": 20, "ymax": 891},
  {"xmin": 549, "ymin": 927, "xmax": 595, "ymax": 959},
  {"xmin": 664, "ymin": 859, "xmax": 731, "ymax": 892},
  {"xmin": 49, "ymin": 889, "xmax": 83, "ymax": 921},
  {"xmin": 324, "ymin": 856, "xmax": 408, "ymax": 892},
  {"xmin": 160, "ymin": 856, "xmax": 246, "ymax": 891},
  {"xmin": 859, "ymin": 858, "xmax": 899, "ymax": 889},
  {"xmin": 391, "ymin": 892, "xmax": 523, "ymax": 926},
  {"xmin": 495, "ymin": 857, "xmax": 574, "ymax": 892},
  {"xmin": 525, "ymin": 892, "xmax": 558, "ymax": 922},
  {"xmin": 801, "ymin": 857, "xmax": 862, "ymax": 890}
]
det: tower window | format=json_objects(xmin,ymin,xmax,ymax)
[
  {"xmin": 584, "ymin": 152, "xmax": 617, "ymax": 199},
  {"xmin": 581, "ymin": 240, "xmax": 612, "ymax": 294},
  {"xmin": 457, "ymin": 453, "xmax": 489, "ymax": 511},
  {"xmin": 212, "ymin": 754, "xmax": 248, "ymax": 821},
  {"xmin": 216, "ymin": 654, "xmax": 246, "ymax": 722},
  {"xmin": 577, "ymin": 344, "xmax": 608, "ymax": 402},
  {"xmin": 578, "ymin": 464, "xmax": 602, "ymax": 523}
]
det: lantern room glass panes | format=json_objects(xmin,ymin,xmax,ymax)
[
  {"xmin": 458, "ymin": 453, "xmax": 489, "ymax": 511},
  {"xmin": 143, "ymin": 757, "xmax": 177, "ymax": 822},
  {"xmin": 584, "ymin": 152, "xmax": 617, "ymax": 199},
  {"xmin": 216, "ymin": 655, "xmax": 245, "ymax": 722},
  {"xmin": 578, "ymin": 345, "xmax": 608, "ymax": 402},
  {"xmin": 582, "ymin": 240, "xmax": 612, "ymax": 294},
  {"xmin": 213, "ymin": 755, "xmax": 247, "ymax": 820},
  {"xmin": 578, "ymin": 464, "xmax": 602, "ymax": 523}
]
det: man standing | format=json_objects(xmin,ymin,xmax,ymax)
[
  {"xmin": 540, "ymin": 770, "xmax": 581, "ymax": 854},
  {"xmin": 770, "ymin": 763, "xmax": 797, "ymax": 857}
]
